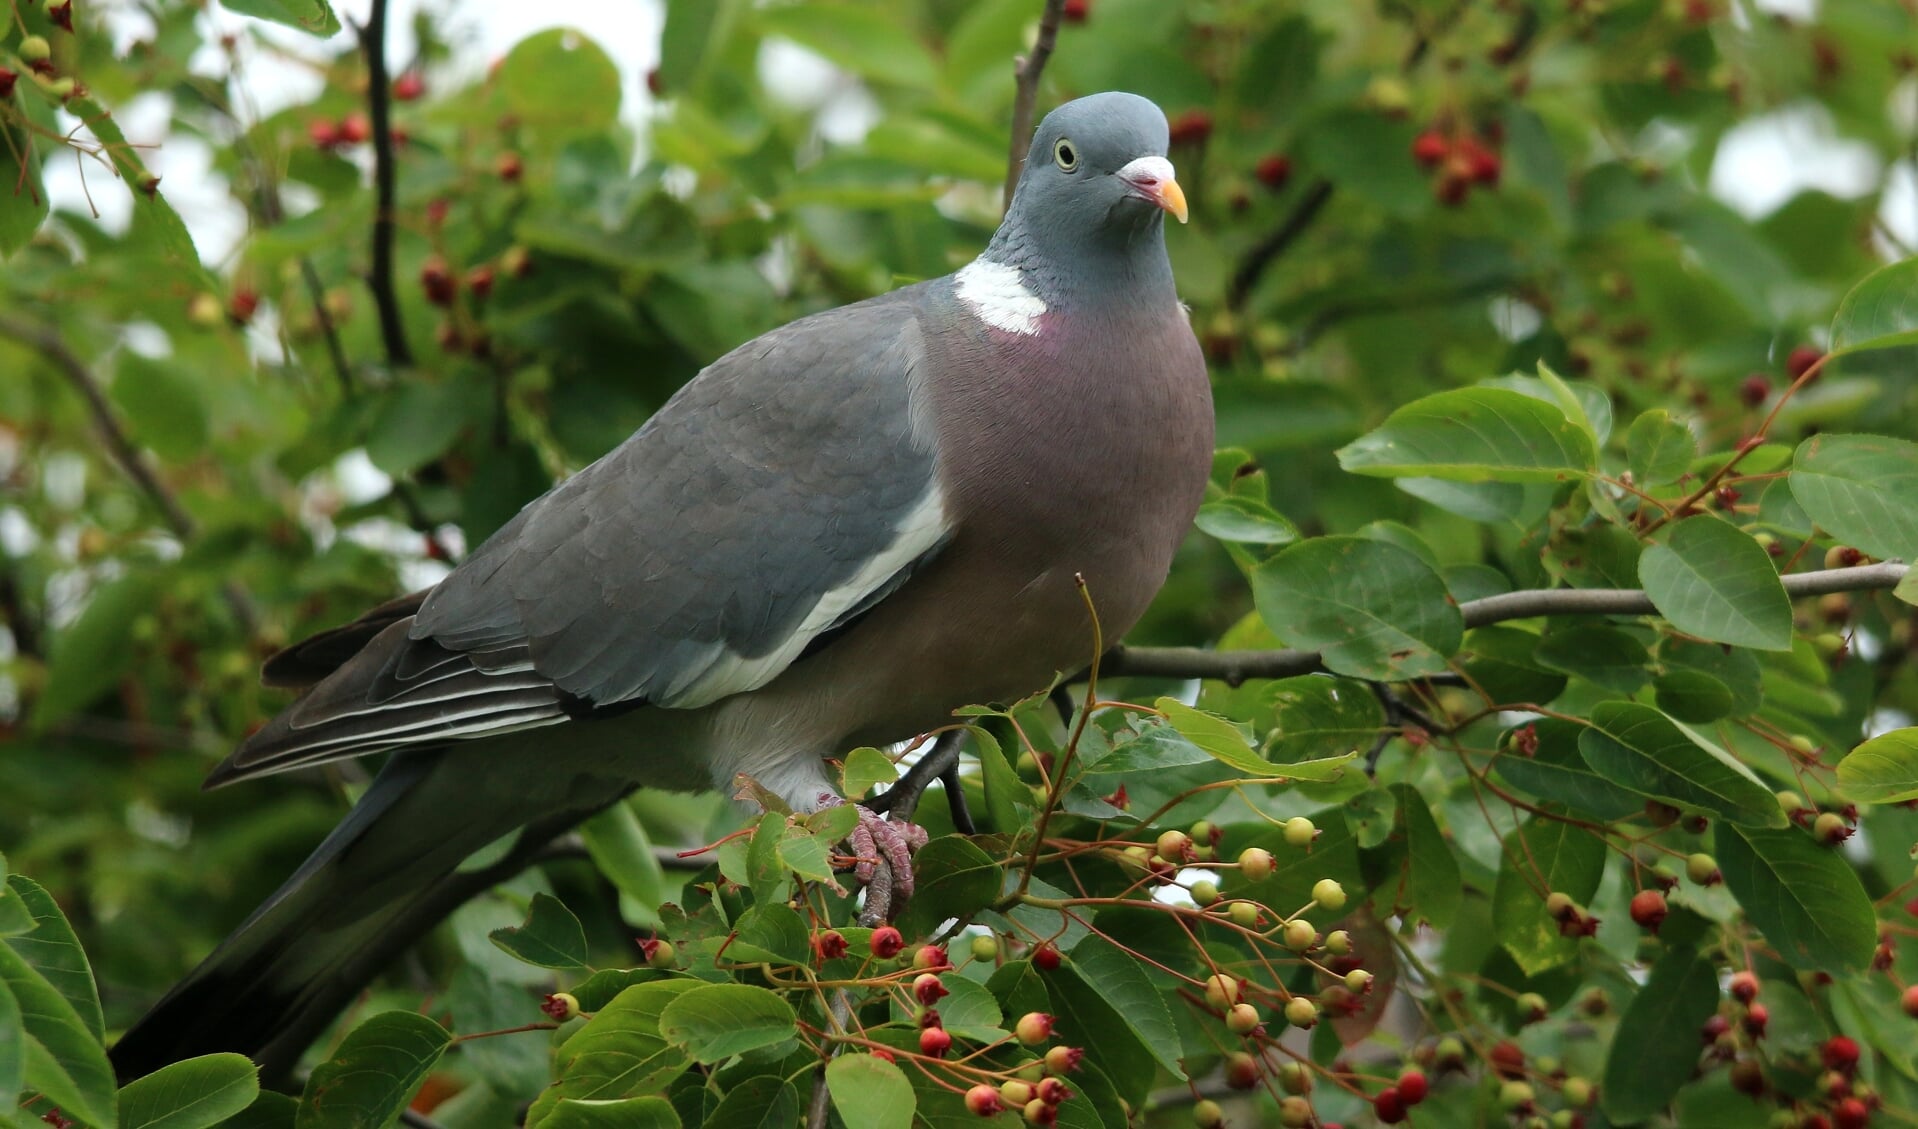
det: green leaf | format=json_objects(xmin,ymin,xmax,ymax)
[
  {"xmin": 1460, "ymin": 627, "xmax": 1567, "ymax": 706},
  {"xmin": 0, "ymin": 109, "xmax": 48, "ymax": 257},
  {"xmin": 532, "ymin": 980, "xmax": 700, "ymax": 1125},
  {"xmin": 1534, "ymin": 625, "xmax": 1651, "ymax": 693},
  {"xmin": 112, "ymin": 354, "xmax": 208, "ymax": 461},
  {"xmin": 5, "ymin": 876, "xmax": 103, "ymax": 1040},
  {"xmin": 363, "ymin": 379, "xmax": 470, "ymax": 477},
  {"xmin": 1392, "ymin": 785, "xmax": 1461, "ymax": 929},
  {"xmin": 489, "ymin": 893, "xmax": 590, "ymax": 972},
  {"xmin": 31, "ymin": 570, "xmax": 164, "ymax": 728},
  {"xmin": 775, "ymin": 824, "xmax": 836, "ymax": 885},
  {"xmin": 1336, "ymin": 387, "xmax": 1595, "ymax": 482},
  {"xmin": 1716, "ymin": 824, "xmax": 1877, "ymax": 973},
  {"xmin": 120, "ymin": 1054, "xmax": 260, "ymax": 1129},
  {"xmin": 1638, "ymin": 518, "xmax": 1793, "ymax": 650},
  {"xmin": 657, "ymin": 984, "xmax": 798, "ymax": 1064},
  {"xmin": 1577, "ymin": 702, "xmax": 1785, "ymax": 827},
  {"xmin": 1788, "ymin": 433, "xmax": 1918, "ymax": 561},
  {"xmin": 578, "ymin": 802, "xmax": 666, "ymax": 918},
  {"xmin": 1194, "ymin": 496, "xmax": 1299, "ymax": 545},
  {"xmin": 1252, "ymin": 537, "xmax": 1463, "ymax": 680},
  {"xmin": 210, "ymin": 1091, "xmax": 298, "ymax": 1129},
  {"xmin": 1494, "ymin": 719, "xmax": 1642, "ymax": 820},
  {"xmin": 824, "ymin": 1054, "xmax": 914, "ymax": 1129},
  {"xmin": 1491, "ymin": 816, "xmax": 1606, "ymax": 976},
  {"xmin": 973, "ymin": 725, "xmax": 1030, "ymax": 834},
  {"xmin": 0, "ymin": 980, "xmax": 23, "ymax": 1110},
  {"xmin": 0, "ymin": 942, "xmax": 114, "ymax": 1129},
  {"xmin": 297, "ymin": 1012, "xmax": 449, "ymax": 1129},
  {"xmin": 756, "ymin": 4, "xmax": 938, "ymax": 88},
  {"xmin": 702, "ymin": 1077, "xmax": 799, "ymax": 1129},
  {"xmin": 1829, "ymin": 256, "xmax": 1918, "ymax": 355},
  {"xmin": 657, "ymin": 0, "xmax": 741, "ymax": 91},
  {"xmin": 1837, "ymin": 728, "xmax": 1918, "ymax": 803},
  {"xmin": 217, "ymin": 0, "xmax": 339, "ymax": 35},
  {"xmin": 542, "ymin": 1097, "xmax": 680, "ymax": 1129},
  {"xmin": 897, "ymin": 837, "xmax": 1001, "ymax": 938},
  {"xmin": 1156, "ymin": 698, "xmax": 1355, "ymax": 780},
  {"xmin": 498, "ymin": 29, "xmax": 621, "ymax": 134},
  {"xmin": 841, "ymin": 746, "xmax": 898, "ymax": 800},
  {"xmin": 1600, "ymin": 948, "xmax": 1720, "ymax": 1124},
  {"xmin": 1259, "ymin": 676, "xmax": 1386, "ymax": 763},
  {"xmin": 1626, "ymin": 409, "xmax": 1698, "ymax": 485},
  {"xmin": 1065, "ymin": 937, "xmax": 1183, "ymax": 1078}
]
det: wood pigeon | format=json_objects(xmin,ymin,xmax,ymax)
[{"xmin": 109, "ymin": 90, "xmax": 1214, "ymax": 1081}]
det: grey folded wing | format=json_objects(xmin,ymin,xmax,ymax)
[{"xmin": 209, "ymin": 293, "xmax": 948, "ymax": 787}]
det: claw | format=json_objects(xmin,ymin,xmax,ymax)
[{"xmin": 818, "ymin": 792, "xmax": 928, "ymax": 923}]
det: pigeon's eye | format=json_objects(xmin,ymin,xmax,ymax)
[{"xmin": 1053, "ymin": 139, "xmax": 1078, "ymax": 171}]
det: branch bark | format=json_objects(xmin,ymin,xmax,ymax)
[
  {"xmin": 1225, "ymin": 177, "xmax": 1333, "ymax": 311},
  {"xmin": 1103, "ymin": 562, "xmax": 1910, "ymax": 686},
  {"xmin": 1002, "ymin": 0, "xmax": 1067, "ymax": 213},
  {"xmin": 0, "ymin": 313, "xmax": 259, "ymax": 635},
  {"xmin": 359, "ymin": 0, "xmax": 412, "ymax": 369}
]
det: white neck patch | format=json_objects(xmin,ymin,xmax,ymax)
[{"xmin": 955, "ymin": 258, "xmax": 1045, "ymax": 336}]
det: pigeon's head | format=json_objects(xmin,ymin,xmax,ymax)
[{"xmin": 1008, "ymin": 92, "xmax": 1187, "ymax": 246}]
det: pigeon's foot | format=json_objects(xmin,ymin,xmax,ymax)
[{"xmin": 817, "ymin": 792, "xmax": 929, "ymax": 924}]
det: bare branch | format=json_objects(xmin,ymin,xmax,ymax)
[
  {"xmin": 1103, "ymin": 562, "xmax": 1911, "ymax": 686},
  {"xmin": 0, "ymin": 312, "xmax": 259, "ymax": 635},
  {"xmin": 1002, "ymin": 0, "xmax": 1067, "ymax": 213},
  {"xmin": 358, "ymin": 0, "xmax": 412, "ymax": 369},
  {"xmin": 1225, "ymin": 178, "xmax": 1333, "ymax": 311}
]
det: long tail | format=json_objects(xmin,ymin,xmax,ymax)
[{"xmin": 108, "ymin": 746, "xmax": 623, "ymax": 1084}]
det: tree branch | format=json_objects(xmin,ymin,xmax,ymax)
[
  {"xmin": 358, "ymin": 0, "xmax": 412, "ymax": 369},
  {"xmin": 1102, "ymin": 562, "xmax": 1910, "ymax": 686},
  {"xmin": 1002, "ymin": 0, "xmax": 1067, "ymax": 213},
  {"xmin": 1225, "ymin": 177, "xmax": 1333, "ymax": 311}
]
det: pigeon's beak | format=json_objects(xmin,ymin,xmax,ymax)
[{"xmin": 1116, "ymin": 156, "xmax": 1188, "ymax": 224}]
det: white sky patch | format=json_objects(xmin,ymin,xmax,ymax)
[{"xmin": 1709, "ymin": 102, "xmax": 1882, "ymax": 218}]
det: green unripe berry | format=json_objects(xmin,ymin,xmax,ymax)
[
  {"xmin": 1516, "ymin": 992, "xmax": 1547, "ymax": 1022},
  {"xmin": 1278, "ymin": 1096, "xmax": 1312, "ymax": 1127},
  {"xmin": 1284, "ymin": 997, "xmax": 1319, "ymax": 1028},
  {"xmin": 1344, "ymin": 969, "xmax": 1373, "ymax": 993},
  {"xmin": 1203, "ymin": 973, "xmax": 1242, "ymax": 1008},
  {"xmin": 1193, "ymin": 1099, "xmax": 1223, "ymax": 1128},
  {"xmin": 1156, "ymin": 829, "xmax": 1192, "ymax": 862},
  {"xmin": 645, "ymin": 940, "xmax": 676, "ymax": 968},
  {"xmin": 1311, "ymin": 878, "xmax": 1346, "ymax": 911},
  {"xmin": 1190, "ymin": 879, "xmax": 1220, "ymax": 906},
  {"xmin": 999, "ymin": 1080, "xmax": 1034, "ymax": 1107},
  {"xmin": 1228, "ymin": 901, "xmax": 1260, "ymax": 928},
  {"xmin": 19, "ymin": 36, "xmax": 51, "ymax": 63},
  {"xmin": 970, "ymin": 934, "xmax": 1000, "ymax": 961},
  {"xmin": 1562, "ymin": 1076, "xmax": 1594, "ymax": 1108},
  {"xmin": 1283, "ymin": 817, "xmax": 1317, "ymax": 848},
  {"xmin": 1238, "ymin": 846, "xmax": 1275, "ymax": 882},
  {"xmin": 1324, "ymin": 929, "xmax": 1352, "ymax": 956},
  {"xmin": 1282, "ymin": 918, "xmax": 1317, "ymax": 952},
  {"xmin": 1278, "ymin": 1061, "xmax": 1312, "ymax": 1094},
  {"xmin": 1226, "ymin": 1002, "xmax": 1261, "ymax": 1034},
  {"xmin": 1499, "ymin": 1080, "xmax": 1536, "ymax": 1110},
  {"xmin": 1686, "ymin": 852, "xmax": 1721, "ymax": 885}
]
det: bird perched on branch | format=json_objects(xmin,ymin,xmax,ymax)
[{"xmin": 110, "ymin": 91, "xmax": 1213, "ymax": 1082}]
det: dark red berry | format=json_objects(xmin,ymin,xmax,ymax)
[
  {"xmin": 496, "ymin": 151, "xmax": 524, "ymax": 182},
  {"xmin": 1729, "ymin": 971, "xmax": 1760, "ymax": 1005},
  {"xmin": 1412, "ymin": 130, "xmax": 1450, "ymax": 166},
  {"xmin": 1822, "ymin": 1035, "xmax": 1861, "ymax": 1074},
  {"xmin": 1834, "ymin": 1096, "xmax": 1870, "ymax": 1129},
  {"xmin": 309, "ymin": 118, "xmax": 341, "ymax": 148},
  {"xmin": 870, "ymin": 925, "xmax": 905, "ymax": 959},
  {"xmin": 394, "ymin": 72, "xmax": 425, "ymax": 101},
  {"xmin": 1062, "ymin": 0, "xmax": 1090, "ymax": 22},
  {"xmin": 466, "ymin": 265, "xmax": 496, "ymax": 300},
  {"xmin": 1739, "ymin": 373, "xmax": 1772, "ymax": 406},
  {"xmin": 919, "ymin": 1026, "xmax": 952, "ymax": 1057},
  {"xmin": 1168, "ymin": 109, "xmax": 1213, "ymax": 146},
  {"xmin": 1787, "ymin": 345, "xmax": 1825, "ymax": 380},
  {"xmin": 227, "ymin": 289, "xmax": 260, "ymax": 325},
  {"xmin": 1374, "ymin": 1087, "xmax": 1407, "ymax": 1124},
  {"xmin": 1730, "ymin": 1058, "xmax": 1765, "ymax": 1097},
  {"xmin": 1254, "ymin": 153, "xmax": 1292, "ymax": 190},
  {"xmin": 1489, "ymin": 1040, "xmax": 1525, "ymax": 1078},
  {"xmin": 0, "ymin": 68, "xmax": 16, "ymax": 99},
  {"xmin": 1434, "ymin": 173, "xmax": 1470, "ymax": 207},
  {"xmin": 1033, "ymin": 943, "xmax": 1061, "ymax": 970},
  {"xmin": 338, "ymin": 112, "xmax": 370, "ymax": 144},
  {"xmin": 420, "ymin": 256, "xmax": 456, "ymax": 306},
  {"xmin": 1396, "ymin": 1069, "xmax": 1428, "ymax": 1104},
  {"xmin": 1701, "ymin": 1015, "xmax": 1732, "ymax": 1045},
  {"xmin": 1459, "ymin": 137, "xmax": 1502, "ymax": 184},
  {"xmin": 1743, "ymin": 1002, "xmax": 1768, "ymax": 1038},
  {"xmin": 50, "ymin": 2, "xmax": 74, "ymax": 33}
]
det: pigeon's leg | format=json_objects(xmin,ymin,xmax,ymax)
[{"xmin": 815, "ymin": 791, "xmax": 930, "ymax": 924}]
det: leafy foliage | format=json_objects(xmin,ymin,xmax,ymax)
[{"xmin": 5, "ymin": 1, "xmax": 1918, "ymax": 1128}]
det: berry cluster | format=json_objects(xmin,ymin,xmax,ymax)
[{"xmin": 1411, "ymin": 125, "xmax": 1502, "ymax": 207}]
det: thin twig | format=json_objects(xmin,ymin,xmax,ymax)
[
  {"xmin": 0, "ymin": 313, "xmax": 258, "ymax": 634},
  {"xmin": 1101, "ymin": 562, "xmax": 1909, "ymax": 685},
  {"xmin": 807, "ymin": 990, "xmax": 855, "ymax": 1129},
  {"xmin": 1225, "ymin": 178, "xmax": 1333, "ymax": 311},
  {"xmin": 359, "ymin": 0, "xmax": 412, "ymax": 369},
  {"xmin": 1002, "ymin": 0, "xmax": 1067, "ymax": 213}
]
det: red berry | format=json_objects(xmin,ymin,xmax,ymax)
[
  {"xmin": 1489, "ymin": 1040, "xmax": 1525, "ymax": 1078},
  {"xmin": 1630, "ymin": 889, "xmax": 1668, "ymax": 933},
  {"xmin": 1730, "ymin": 1058, "xmax": 1765, "ymax": 1097},
  {"xmin": 227, "ymin": 288, "xmax": 260, "ymax": 325},
  {"xmin": 919, "ymin": 1026, "xmax": 952, "ymax": 1057},
  {"xmin": 646, "ymin": 68, "xmax": 662, "ymax": 96},
  {"xmin": 1062, "ymin": 0, "xmax": 1090, "ymax": 22},
  {"xmin": 1459, "ymin": 136, "xmax": 1501, "ymax": 185},
  {"xmin": 1374, "ymin": 1086, "xmax": 1408, "ymax": 1124},
  {"xmin": 394, "ymin": 72, "xmax": 425, "ymax": 101},
  {"xmin": 913, "ymin": 973, "xmax": 948, "ymax": 1006},
  {"xmin": 870, "ymin": 925, "xmax": 905, "ymax": 958},
  {"xmin": 1834, "ymin": 1096, "xmax": 1870, "ymax": 1129},
  {"xmin": 1015, "ymin": 1012, "xmax": 1055, "ymax": 1045},
  {"xmin": 1739, "ymin": 373, "xmax": 1772, "ymax": 406},
  {"xmin": 463, "ymin": 265, "xmax": 496, "ymax": 301},
  {"xmin": 1787, "ymin": 345, "xmax": 1825, "ymax": 380},
  {"xmin": 1412, "ymin": 130, "xmax": 1450, "ymax": 166},
  {"xmin": 1396, "ymin": 1069, "xmax": 1428, "ymax": 1104},
  {"xmin": 0, "ymin": 67, "xmax": 20, "ymax": 99},
  {"xmin": 965, "ymin": 1085, "xmax": 1003, "ymax": 1117},
  {"xmin": 496, "ymin": 151, "xmax": 524, "ymax": 182},
  {"xmin": 1902, "ymin": 984, "xmax": 1918, "ymax": 1018},
  {"xmin": 1701, "ymin": 1014, "xmax": 1731, "ymax": 1044},
  {"xmin": 540, "ymin": 992, "xmax": 577, "ymax": 1020},
  {"xmin": 420, "ymin": 256, "xmax": 456, "ymax": 306},
  {"xmin": 1729, "ymin": 971, "xmax": 1759, "ymax": 1004},
  {"xmin": 1822, "ymin": 1035, "xmax": 1861, "ymax": 1074},
  {"xmin": 338, "ymin": 112, "xmax": 370, "ymax": 144},
  {"xmin": 914, "ymin": 944, "xmax": 949, "ymax": 971},
  {"xmin": 1168, "ymin": 109, "xmax": 1213, "ymax": 146},
  {"xmin": 1036, "ymin": 1078, "xmax": 1070, "ymax": 1106},
  {"xmin": 1254, "ymin": 154, "xmax": 1292, "ymax": 190},
  {"xmin": 1033, "ymin": 943, "xmax": 1061, "ymax": 971},
  {"xmin": 308, "ymin": 118, "xmax": 341, "ymax": 148}
]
